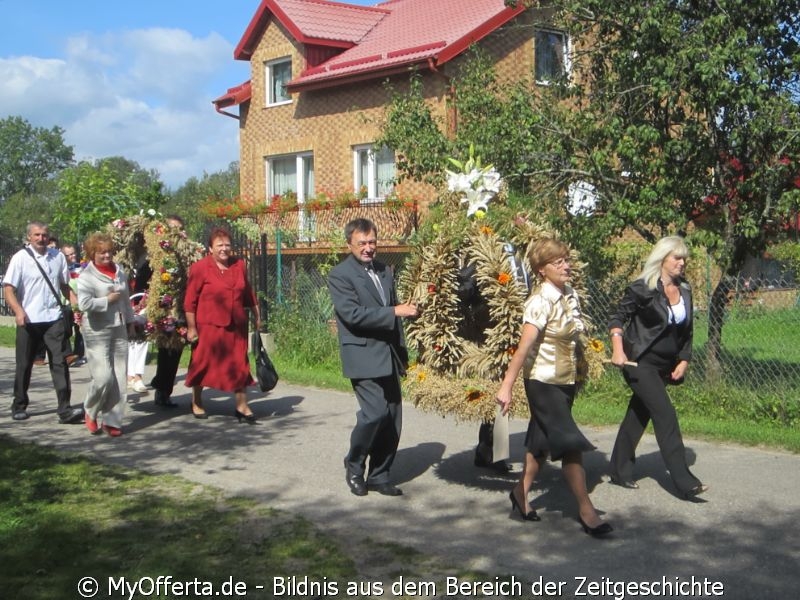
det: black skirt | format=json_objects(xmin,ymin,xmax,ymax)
[{"xmin": 523, "ymin": 379, "xmax": 596, "ymax": 461}]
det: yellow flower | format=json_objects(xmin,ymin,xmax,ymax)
[
  {"xmin": 417, "ymin": 370, "xmax": 426, "ymax": 382},
  {"xmin": 473, "ymin": 209, "xmax": 486, "ymax": 219},
  {"xmin": 161, "ymin": 272, "xmax": 172, "ymax": 283},
  {"xmin": 589, "ymin": 338, "xmax": 605, "ymax": 353}
]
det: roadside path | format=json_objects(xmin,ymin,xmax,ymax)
[{"xmin": 1, "ymin": 345, "xmax": 798, "ymax": 599}]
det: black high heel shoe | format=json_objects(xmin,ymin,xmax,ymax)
[
  {"xmin": 578, "ymin": 517, "xmax": 613, "ymax": 537},
  {"xmin": 235, "ymin": 409, "xmax": 257, "ymax": 424},
  {"xmin": 508, "ymin": 490, "xmax": 541, "ymax": 522}
]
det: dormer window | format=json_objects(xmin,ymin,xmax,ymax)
[
  {"xmin": 266, "ymin": 57, "xmax": 292, "ymax": 105},
  {"xmin": 534, "ymin": 29, "xmax": 570, "ymax": 84}
]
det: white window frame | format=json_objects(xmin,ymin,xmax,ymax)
[
  {"xmin": 534, "ymin": 28, "xmax": 570, "ymax": 85},
  {"xmin": 353, "ymin": 144, "xmax": 395, "ymax": 204},
  {"xmin": 265, "ymin": 57, "xmax": 292, "ymax": 106},
  {"xmin": 265, "ymin": 152, "xmax": 315, "ymax": 240}
]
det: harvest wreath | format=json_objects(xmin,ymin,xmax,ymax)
[
  {"xmin": 109, "ymin": 212, "xmax": 205, "ymax": 349},
  {"xmin": 398, "ymin": 150, "xmax": 607, "ymax": 422}
]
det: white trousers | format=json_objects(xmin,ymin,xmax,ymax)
[
  {"xmin": 128, "ymin": 340, "xmax": 149, "ymax": 377},
  {"xmin": 83, "ymin": 324, "xmax": 128, "ymax": 428}
]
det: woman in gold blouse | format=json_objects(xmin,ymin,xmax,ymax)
[{"xmin": 496, "ymin": 238, "xmax": 612, "ymax": 537}]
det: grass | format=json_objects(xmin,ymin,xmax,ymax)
[
  {"xmin": 0, "ymin": 436, "xmax": 486, "ymax": 600},
  {"xmin": 0, "ymin": 437, "xmax": 357, "ymax": 600}
]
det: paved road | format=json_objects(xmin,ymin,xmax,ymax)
[{"xmin": 1, "ymin": 345, "xmax": 798, "ymax": 599}]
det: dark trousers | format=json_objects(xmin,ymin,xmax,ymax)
[
  {"xmin": 345, "ymin": 374, "xmax": 403, "ymax": 485},
  {"xmin": 72, "ymin": 324, "xmax": 85, "ymax": 357},
  {"xmin": 610, "ymin": 365, "xmax": 701, "ymax": 494},
  {"xmin": 13, "ymin": 319, "xmax": 72, "ymax": 417},
  {"xmin": 149, "ymin": 346, "xmax": 183, "ymax": 396}
]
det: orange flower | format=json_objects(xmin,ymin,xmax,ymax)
[
  {"xmin": 465, "ymin": 388, "xmax": 484, "ymax": 402},
  {"xmin": 507, "ymin": 346, "xmax": 517, "ymax": 356},
  {"xmin": 497, "ymin": 272, "xmax": 512, "ymax": 285},
  {"xmin": 480, "ymin": 225, "xmax": 494, "ymax": 235}
]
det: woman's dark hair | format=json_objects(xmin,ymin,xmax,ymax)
[{"xmin": 208, "ymin": 226, "xmax": 232, "ymax": 247}]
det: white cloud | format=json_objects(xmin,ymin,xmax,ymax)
[{"xmin": 0, "ymin": 27, "xmax": 242, "ymax": 189}]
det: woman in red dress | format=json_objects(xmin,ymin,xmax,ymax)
[{"xmin": 184, "ymin": 227, "xmax": 261, "ymax": 423}]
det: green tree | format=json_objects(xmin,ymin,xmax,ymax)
[
  {"xmin": 0, "ymin": 115, "xmax": 74, "ymax": 204},
  {"xmin": 0, "ymin": 183, "xmax": 57, "ymax": 242},
  {"xmin": 382, "ymin": 0, "xmax": 800, "ymax": 375},
  {"xmin": 166, "ymin": 161, "xmax": 240, "ymax": 240},
  {"xmin": 54, "ymin": 160, "xmax": 166, "ymax": 244}
]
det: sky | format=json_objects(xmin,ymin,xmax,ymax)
[{"xmin": 0, "ymin": 0, "xmax": 374, "ymax": 190}]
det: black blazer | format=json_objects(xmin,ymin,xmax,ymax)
[
  {"xmin": 327, "ymin": 254, "xmax": 408, "ymax": 380},
  {"xmin": 608, "ymin": 278, "xmax": 693, "ymax": 363}
]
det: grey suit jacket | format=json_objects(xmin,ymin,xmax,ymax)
[{"xmin": 327, "ymin": 254, "xmax": 408, "ymax": 380}]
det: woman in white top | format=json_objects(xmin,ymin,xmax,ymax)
[
  {"xmin": 496, "ymin": 238, "xmax": 611, "ymax": 537},
  {"xmin": 77, "ymin": 232, "xmax": 135, "ymax": 437}
]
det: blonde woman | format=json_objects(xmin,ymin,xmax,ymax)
[{"xmin": 608, "ymin": 236, "xmax": 707, "ymax": 499}]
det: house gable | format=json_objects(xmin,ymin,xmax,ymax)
[{"xmin": 214, "ymin": 1, "xmax": 563, "ymax": 247}]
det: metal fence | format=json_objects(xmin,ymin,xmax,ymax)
[
  {"xmin": 253, "ymin": 245, "xmax": 799, "ymax": 400},
  {"xmin": 0, "ymin": 234, "xmax": 22, "ymax": 316},
  {"xmin": 3, "ymin": 230, "xmax": 798, "ymax": 400}
]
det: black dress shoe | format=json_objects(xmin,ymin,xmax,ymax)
[
  {"xmin": 12, "ymin": 410, "xmax": 29, "ymax": 421},
  {"xmin": 609, "ymin": 476, "xmax": 639, "ymax": 489},
  {"xmin": 345, "ymin": 471, "xmax": 368, "ymax": 496},
  {"xmin": 154, "ymin": 391, "xmax": 178, "ymax": 407},
  {"xmin": 58, "ymin": 407, "xmax": 85, "ymax": 424},
  {"xmin": 474, "ymin": 451, "xmax": 512, "ymax": 473},
  {"xmin": 683, "ymin": 484, "xmax": 709, "ymax": 500},
  {"xmin": 367, "ymin": 483, "xmax": 403, "ymax": 496}
]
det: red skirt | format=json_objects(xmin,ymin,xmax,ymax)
[{"xmin": 185, "ymin": 321, "xmax": 254, "ymax": 392}]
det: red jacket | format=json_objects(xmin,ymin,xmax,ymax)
[{"xmin": 184, "ymin": 255, "xmax": 256, "ymax": 328}]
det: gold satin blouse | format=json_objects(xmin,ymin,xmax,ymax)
[{"xmin": 522, "ymin": 281, "xmax": 585, "ymax": 385}]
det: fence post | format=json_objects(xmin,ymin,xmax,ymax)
[
  {"xmin": 259, "ymin": 232, "xmax": 268, "ymax": 331},
  {"xmin": 276, "ymin": 228, "xmax": 283, "ymax": 305}
]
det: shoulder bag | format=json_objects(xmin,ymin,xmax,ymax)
[
  {"xmin": 252, "ymin": 331, "xmax": 279, "ymax": 392},
  {"xmin": 25, "ymin": 247, "xmax": 73, "ymax": 331}
]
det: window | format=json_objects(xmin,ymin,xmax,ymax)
[
  {"xmin": 266, "ymin": 152, "xmax": 315, "ymax": 239},
  {"xmin": 353, "ymin": 145, "xmax": 395, "ymax": 202},
  {"xmin": 266, "ymin": 58, "xmax": 291, "ymax": 105},
  {"xmin": 534, "ymin": 29, "xmax": 569, "ymax": 83}
]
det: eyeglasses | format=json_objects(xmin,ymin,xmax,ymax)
[{"xmin": 548, "ymin": 257, "xmax": 570, "ymax": 268}]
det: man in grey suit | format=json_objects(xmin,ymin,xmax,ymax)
[{"xmin": 328, "ymin": 218, "xmax": 418, "ymax": 497}]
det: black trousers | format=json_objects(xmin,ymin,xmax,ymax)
[
  {"xmin": 149, "ymin": 346, "xmax": 183, "ymax": 397},
  {"xmin": 13, "ymin": 319, "xmax": 72, "ymax": 417},
  {"xmin": 610, "ymin": 365, "xmax": 701, "ymax": 494},
  {"xmin": 345, "ymin": 373, "xmax": 403, "ymax": 485}
]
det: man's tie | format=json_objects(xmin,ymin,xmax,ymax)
[{"xmin": 366, "ymin": 263, "xmax": 387, "ymax": 305}]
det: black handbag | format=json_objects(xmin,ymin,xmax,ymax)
[{"xmin": 253, "ymin": 332, "xmax": 279, "ymax": 392}]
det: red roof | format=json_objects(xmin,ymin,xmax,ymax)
[
  {"xmin": 214, "ymin": 0, "xmax": 526, "ymax": 109},
  {"xmin": 235, "ymin": 0, "xmax": 390, "ymax": 57}
]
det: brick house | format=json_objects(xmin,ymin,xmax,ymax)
[{"xmin": 212, "ymin": 0, "xmax": 572, "ymax": 248}]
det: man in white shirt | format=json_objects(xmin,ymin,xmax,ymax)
[{"xmin": 3, "ymin": 221, "xmax": 83, "ymax": 423}]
